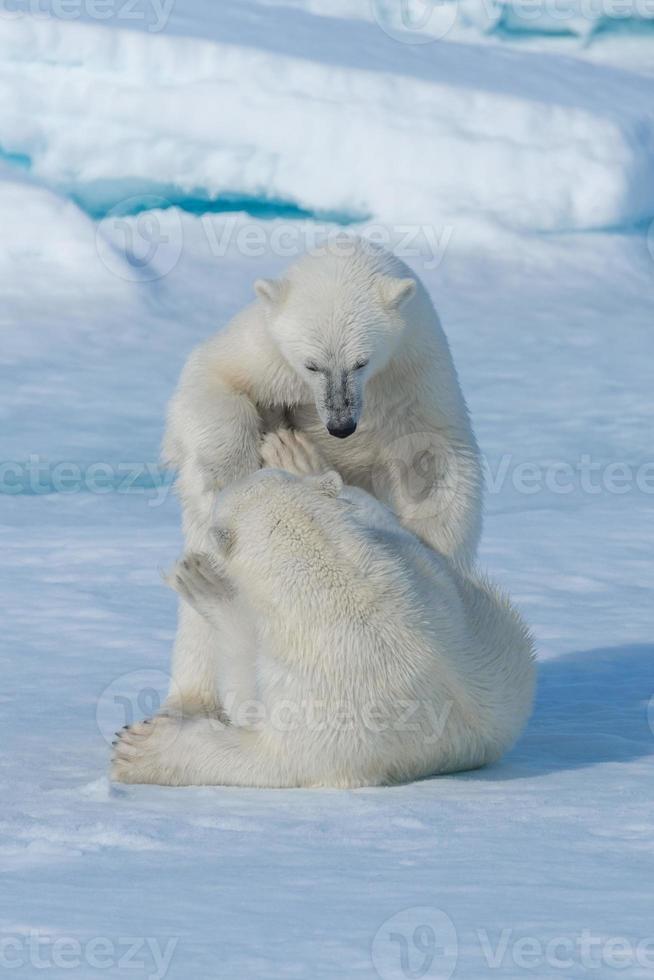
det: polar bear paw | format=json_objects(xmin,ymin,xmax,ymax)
[
  {"xmin": 165, "ymin": 553, "xmax": 234, "ymax": 612},
  {"xmin": 261, "ymin": 428, "xmax": 329, "ymax": 478},
  {"xmin": 111, "ymin": 715, "xmax": 182, "ymax": 784}
]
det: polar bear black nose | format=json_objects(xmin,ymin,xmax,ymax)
[{"xmin": 327, "ymin": 421, "xmax": 357, "ymax": 439}]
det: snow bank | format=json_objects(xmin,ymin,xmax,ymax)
[{"xmin": 0, "ymin": 4, "xmax": 653, "ymax": 234}]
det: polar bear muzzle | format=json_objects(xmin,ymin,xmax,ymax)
[
  {"xmin": 327, "ymin": 420, "xmax": 357, "ymax": 438},
  {"xmin": 322, "ymin": 367, "xmax": 361, "ymax": 438}
]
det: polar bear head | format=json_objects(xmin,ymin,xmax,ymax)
[
  {"xmin": 254, "ymin": 240, "xmax": 416, "ymax": 439},
  {"xmin": 210, "ymin": 468, "xmax": 346, "ymax": 600}
]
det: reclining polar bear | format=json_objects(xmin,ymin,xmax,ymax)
[
  {"xmin": 162, "ymin": 237, "xmax": 483, "ymax": 720},
  {"xmin": 112, "ymin": 433, "xmax": 534, "ymax": 788}
]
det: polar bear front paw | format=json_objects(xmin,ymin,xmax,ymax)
[{"xmin": 261, "ymin": 428, "xmax": 329, "ymax": 477}]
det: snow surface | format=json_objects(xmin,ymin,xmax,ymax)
[{"xmin": 1, "ymin": 2, "xmax": 654, "ymax": 978}]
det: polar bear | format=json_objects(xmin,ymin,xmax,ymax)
[
  {"xmin": 112, "ymin": 436, "xmax": 533, "ymax": 788},
  {"xmin": 162, "ymin": 236, "xmax": 482, "ymax": 720}
]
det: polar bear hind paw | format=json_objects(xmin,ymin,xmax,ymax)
[{"xmin": 111, "ymin": 715, "xmax": 182, "ymax": 784}]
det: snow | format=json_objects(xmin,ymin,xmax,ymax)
[
  {"xmin": 1, "ymin": 2, "xmax": 654, "ymax": 978},
  {"xmin": 1, "ymin": 1, "xmax": 654, "ymax": 234}
]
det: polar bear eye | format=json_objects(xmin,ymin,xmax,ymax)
[
  {"xmin": 305, "ymin": 362, "xmax": 321, "ymax": 372},
  {"xmin": 353, "ymin": 359, "xmax": 369, "ymax": 371}
]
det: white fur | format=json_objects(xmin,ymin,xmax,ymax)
[
  {"xmin": 161, "ymin": 237, "xmax": 483, "ymax": 719},
  {"xmin": 113, "ymin": 446, "xmax": 534, "ymax": 788}
]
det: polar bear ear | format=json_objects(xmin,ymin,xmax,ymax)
[
  {"xmin": 379, "ymin": 276, "xmax": 416, "ymax": 311},
  {"xmin": 255, "ymin": 277, "xmax": 289, "ymax": 309},
  {"xmin": 211, "ymin": 525, "xmax": 234, "ymax": 558},
  {"xmin": 307, "ymin": 470, "xmax": 343, "ymax": 498}
]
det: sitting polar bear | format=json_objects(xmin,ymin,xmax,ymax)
[
  {"xmin": 162, "ymin": 236, "xmax": 483, "ymax": 721},
  {"xmin": 113, "ymin": 433, "xmax": 534, "ymax": 788}
]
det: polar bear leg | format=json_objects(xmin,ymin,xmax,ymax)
[
  {"xmin": 164, "ymin": 555, "xmax": 257, "ymax": 722},
  {"xmin": 112, "ymin": 716, "xmax": 368, "ymax": 788},
  {"xmin": 112, "ymin": 717, "xmax": 293, "ymax": 787},
  {"xmin": 163, "ymin": 605, "xmax": 227, "ymax": 719},
  {"xmin": 166, "ymin": 553, "xmax": 234, "ymax": 627}
]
